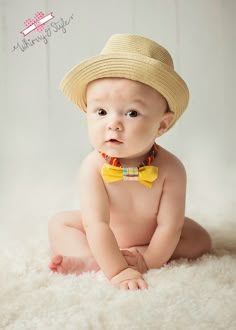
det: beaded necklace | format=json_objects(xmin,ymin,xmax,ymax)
[{"xmin": 100, "ymin": 143, "xmax": 158, "ymax": 168}]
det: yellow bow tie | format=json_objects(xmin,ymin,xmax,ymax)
[{"xmin": 101, "ymin": 164, "xmax": 158, "ymax": 188}]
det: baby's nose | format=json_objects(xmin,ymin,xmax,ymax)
[{"xmin": 107, "ymin": 115, "xmax": 123, "ymax": 131}]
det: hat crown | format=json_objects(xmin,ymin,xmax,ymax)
[
  {"xmin": 60, "ymin": 33, "xmax": 189, "ymax": 129},
  {"xmin": 101, "ymin": 34, "xmax": 174, "ymax": 69}
]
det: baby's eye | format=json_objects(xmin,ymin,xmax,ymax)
[
  {"xmin": 97, "ymin": 109, "xmax": 107, "ymax": 116},
  {"xmin": 126, "ymin": 110, "xmax": 138, "ymax": 118}
]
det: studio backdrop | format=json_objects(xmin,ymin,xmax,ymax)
[{"xmin": 1, "ymin": 0, "xmax": 235, "ymax": 226}]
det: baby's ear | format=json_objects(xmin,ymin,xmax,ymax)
[{"xmin": 156, "ymin": 112, "xmax": 175, "ymax": 137}]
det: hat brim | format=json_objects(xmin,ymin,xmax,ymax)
[{"xmin": 60, "ymin": 53, "xmax": 189, "ymax": 126}]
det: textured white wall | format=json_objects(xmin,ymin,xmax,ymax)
[{"xmin": 1, "ymin": 0, "xmax": 235, "ymax": 227}]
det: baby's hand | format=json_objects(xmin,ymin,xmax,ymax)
[
  {"xmin": 110, "ymin": 267, "xmax": 148, "ymax": 290},
  {"xmin": 121, "ymin": 248, "xmax": 148, "ymax": 274}
]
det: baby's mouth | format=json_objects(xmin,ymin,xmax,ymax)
[{"xmin": 106, "ymin": 139, "xmax": 123, "ymax": 145}]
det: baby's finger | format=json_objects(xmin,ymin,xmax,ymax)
[
  {"xmin": 121, "ymin": 251, "xmax": 137, "ymax": 266},
  {"xmin": 120, "ymin": 281, "xmax": 129, "ymax": 290},
  {"xmin": 124, "ymin": 256, "xmax": 137, "ymax": 267},
  {"xmin": 137, "ymin": 278, "xmax": 148, "ymax": 290},
  {"xmin": 121, "ymin": 250, "xmax": 134, "ymax": 257},
  {"xmin": 128, "ymin": 280, "xmax": 139, "ymax": 290}
]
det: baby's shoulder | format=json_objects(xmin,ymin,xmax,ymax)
[
  {"xmin": 157, "ymin": 145, "xmax": 186, "ymax": 178},
  {"xmin": 80, "ymin": 150, "xmax": 104, "ymax": 174}
]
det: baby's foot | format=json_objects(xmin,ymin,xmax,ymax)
[{"xmin": 49, "ymin": 255, "xmax": 99, "ymax": 275}]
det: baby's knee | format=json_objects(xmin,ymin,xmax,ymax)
[
  {"xmin": 201, "ymin": 229, "xmax": 212, "ymax": 254},
  {"xmin": 193, "ymin": 228, "xmax": 212, "ymax": 258},
  {"xmin": 48, "ymin": 212, "xmax": 67, "ymax": 231},
  {"xmin": 49, "ymin": 211, "xmax": 68, "ymax": 223},
  {"xmin": 48, "ymin": 210, "xmax": 83, "ymax": 231}
]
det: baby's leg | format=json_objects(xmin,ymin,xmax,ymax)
[
  {"xmin": 170, "ymin": 217, "xmax": 212, "ymax": 260},
  {"xmin": 48, "ymin": 210, "xmax": 100, "ymax": 274},
  {"xmin": 125, "ymin": 217, "xmax": 211, "ymax": 269}
]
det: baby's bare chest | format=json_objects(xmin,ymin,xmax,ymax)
[{"xmin": 105, "ymin": 181, "xmax": 162, "ymax": 247}]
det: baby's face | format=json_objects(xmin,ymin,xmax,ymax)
[{"xmin": 86, "ymin": 78, "xmax": 172, "ymax": 161}]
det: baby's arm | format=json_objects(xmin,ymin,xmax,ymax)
[
  {"xmin": 142, "ymin": 158, "xmax": 187, "ymax": 269},
  {"xmin": 79, "ymin": 154, "xmax": 147, "ymax": 289}
]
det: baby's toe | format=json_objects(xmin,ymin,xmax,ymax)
[
  {"xmin": 49, "ymin": 255, "xmax": 63, "ymax": 272},
  {"xmin": 51, "ymin": 255, "xmax": 63, "ymax": 265}
]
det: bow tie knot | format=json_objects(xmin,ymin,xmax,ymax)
[{"xmin": 101, "ymin": 164, "xmax": 158, "ymax": 188}]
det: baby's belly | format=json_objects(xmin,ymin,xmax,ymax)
[{"xmin": 110, "ymin": 216, "xmax": 157, "ymax": 248}]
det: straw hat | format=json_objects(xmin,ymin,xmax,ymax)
[{"xmin": 60, "ymin": 34, "xmax": 189, "ymax": 128}]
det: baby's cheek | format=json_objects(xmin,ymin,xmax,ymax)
[{"xmin": 88, "ymin": 131, "xmax": 103, "ymax": 150}]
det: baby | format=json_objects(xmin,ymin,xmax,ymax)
[{"xmin": 48, "ymin": 34, "xmax": 211, "ymax": 290}]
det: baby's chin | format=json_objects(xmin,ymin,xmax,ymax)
[
  {"xmin": 95, "ymin": 142, "xmax": 127, "ymax": 157},
  {"xmin": 94, "ymin": 141, "xmax": 153, "ymax": 160}
]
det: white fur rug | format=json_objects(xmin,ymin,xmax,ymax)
[{"xmin": 1, "ymin": 220, "xmax": 236, "ymax": 330}]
